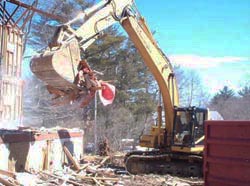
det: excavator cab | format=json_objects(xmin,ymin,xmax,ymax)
[
  {"xmin": 171, "ymin": 107, "xmax": 207, "ymax": 153},
  {"xmin": 139, "ymin": 106, "xmax": 207, "ymax": 151}
]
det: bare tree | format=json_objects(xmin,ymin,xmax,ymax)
[{"xmin": 175, "ymin": 67, "xmax": 209, "ymax": 107}]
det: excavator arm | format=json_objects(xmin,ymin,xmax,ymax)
[
  {"xmin": 49, "ymin": 0, "xmax": 133, "ymax": 50},
  {"xmin": 122, "ymin": 16, "xmax": 179, "ymax": 143},
  {"xmin": 31, "ymin": 0, "xmax": 179, "ymax": 137},
  {"xmin": 31, "ymin": 0, "xmax": 207, "ymax": 176},
  {"xmin": 31, "ymin": 0, "xmax": 134, "ymax": 104}
]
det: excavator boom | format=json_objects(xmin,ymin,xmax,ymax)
[
  {"xmin": 31, "ymin": 0, "xmax": 178, "ymax": 128},
  {"xmin": 31, "ymin": 0, "xmax": 207, "ymax": 177},
  {"xmin": 31, "ymin": 0, "xmax": 135, "ymax": 104},
  {"xmin": 122, "ymin": 16, "xmax": 179, "ymax": 144}
]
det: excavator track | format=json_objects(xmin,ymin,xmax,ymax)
[{"xmin": 125, "ymin": 150, "xmax": 203, "ymax": 177}]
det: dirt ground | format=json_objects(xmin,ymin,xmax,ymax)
[{"xmin": 122, "ymin": 174, "xmax": 203, "ymax": 186}]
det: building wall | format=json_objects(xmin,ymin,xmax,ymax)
[
  {"xmin": 0, "ymin": 129, "xmax": 84, "ymax": 172},
  {"xmin": 0, "ymin": 25, "xmax": 24, "ymax": 128},
  {"xmin": 0, "ymin": 143, "xmax": 10, "ymax": 170}
]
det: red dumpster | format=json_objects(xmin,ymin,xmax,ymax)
[{"xmin": 204, "ymin": 121, "xmax": 250, "ymax": 186}]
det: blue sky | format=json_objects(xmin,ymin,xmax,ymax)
[{"xmin": 135, "ymin": 0, "xmax": 250, "ymax": 93}]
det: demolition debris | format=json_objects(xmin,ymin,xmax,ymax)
[{"xmin": 0, "ymin": 154, "xmax": 204, "ymax": 186}]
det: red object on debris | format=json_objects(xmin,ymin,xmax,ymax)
[
  {"xmin": 204, "ymin": 120, "xmax": 250, "ymax": 186},
  {"xmin": 99, "ymin": 82, "xmax": 115, "ymax": 106}
]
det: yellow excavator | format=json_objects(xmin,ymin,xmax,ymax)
[{"xmin": 31, "ymin": 0, "xmax": 209, "ymax": 176}]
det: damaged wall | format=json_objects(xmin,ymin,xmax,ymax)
[
  {"xmin": 0, "ymin": 128, "xmax": 84, "ymax": 172},
  {"xmin": 0, "ymin": 25, "xmax": 24, "ymax": 129}
]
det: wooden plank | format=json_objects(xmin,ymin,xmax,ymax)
[
  {"xmin": 0, "ymin": 169, "xmax": 16, "ymax": 178},
  {"xmin": 95, "ymin": 156, "xmax": 110, "ymax": 169},
  {"xmin": 40, "ymin": 171, "xmax": 84, "ymax": 186},
  {"xmin": 76, "ymin": 175, "xmax": 119, "ymax": 182},
  {"xmin": 0, "ymin": 176, "xmax": 16, "ymax": 186},
  {"xmin": 63, "ymin": 145, "xmax": 81, "ymax": 171}
]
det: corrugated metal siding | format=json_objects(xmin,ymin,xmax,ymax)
[
  {"xmin": 204, "ymin": 121, "xmax": 250, "ymax": 186},
  {"xmin": 0, "ymin": 25, "xmax": 23, "ymax": 126}
]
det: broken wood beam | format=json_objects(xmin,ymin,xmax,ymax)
[
  {"xmin": 40, "ymin": 171, "xmax": 83, "ymax": 186},
  {"xmin": 63, "ymin": 145, "xmax": 81, "ymax": 171},
  {"xmin": 92, "ymin": 177, "xmax": 103, "ymax": 186},
  {"xmin": 75, "ymin": 174, "xmax": 119, "ymax": 182},
  {"xmin": 7, "ymin": 0, "xmax": 66, "ymax": 22},
  {"xmin": 0, "ymin": 176, "xmax": 16, "ymax": 186},
  {"xmin": 0, "ymin": 169, "xmax": 16, "ymax": 179},
  {"xmin": 76, "ymin": 163, "xmax": 90, "ymax": 173},
  {"xmin": 94, "ymin": 156, "xmax": 110, "ymax": 169}
]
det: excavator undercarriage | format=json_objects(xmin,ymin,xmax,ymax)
[
  {"xmin": 125, "ymin": 150, "xmax": 203, "ymax": 177},
  {"xmin": 125, "ymin": 106, "xmax": 207, "ymax": 177}
]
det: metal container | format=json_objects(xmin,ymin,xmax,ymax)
[
  {"xmin": 204, "ymin": 121, "xmax": 250, "ymax": 186},
  {"xmin": 0, "ymin": 25, "xmax": 24, "ymax": 127}
]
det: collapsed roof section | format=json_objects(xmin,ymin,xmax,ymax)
[{"xmin": 1, "ymin": 0, "xmax": 65, "ymax": 32}]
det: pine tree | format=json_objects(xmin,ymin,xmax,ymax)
[
  {"xmin": 211, "ymin": 86, "xmax": 235, "ymax": 104},
  {"xmin": 238, "ymin": 86, "xmax": 250, "ymax": 98},
  {"xmin": 28, "ymin": 0, "xmax": 94, "ymax": 49}
]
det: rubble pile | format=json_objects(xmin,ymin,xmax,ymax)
[
  {"xmin": 0, "ymin": 152, "xmax": 204, "ymax": 186},
  {"xmin": 0, "ymin": 154, "xmax": 125, "ymax": 186}
]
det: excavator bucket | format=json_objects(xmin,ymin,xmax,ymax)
[
  {"xmin": 30, "ymin": 39, "xmax": 80, "ymax": 92},
  {"xmin": 30, "ymin": 39, "xmax": 89, "ymax": 105}
]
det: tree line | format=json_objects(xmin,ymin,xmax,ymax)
[{"xmin": 209, "ymin": 85, "xmax": 250, "ymax": 120}]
